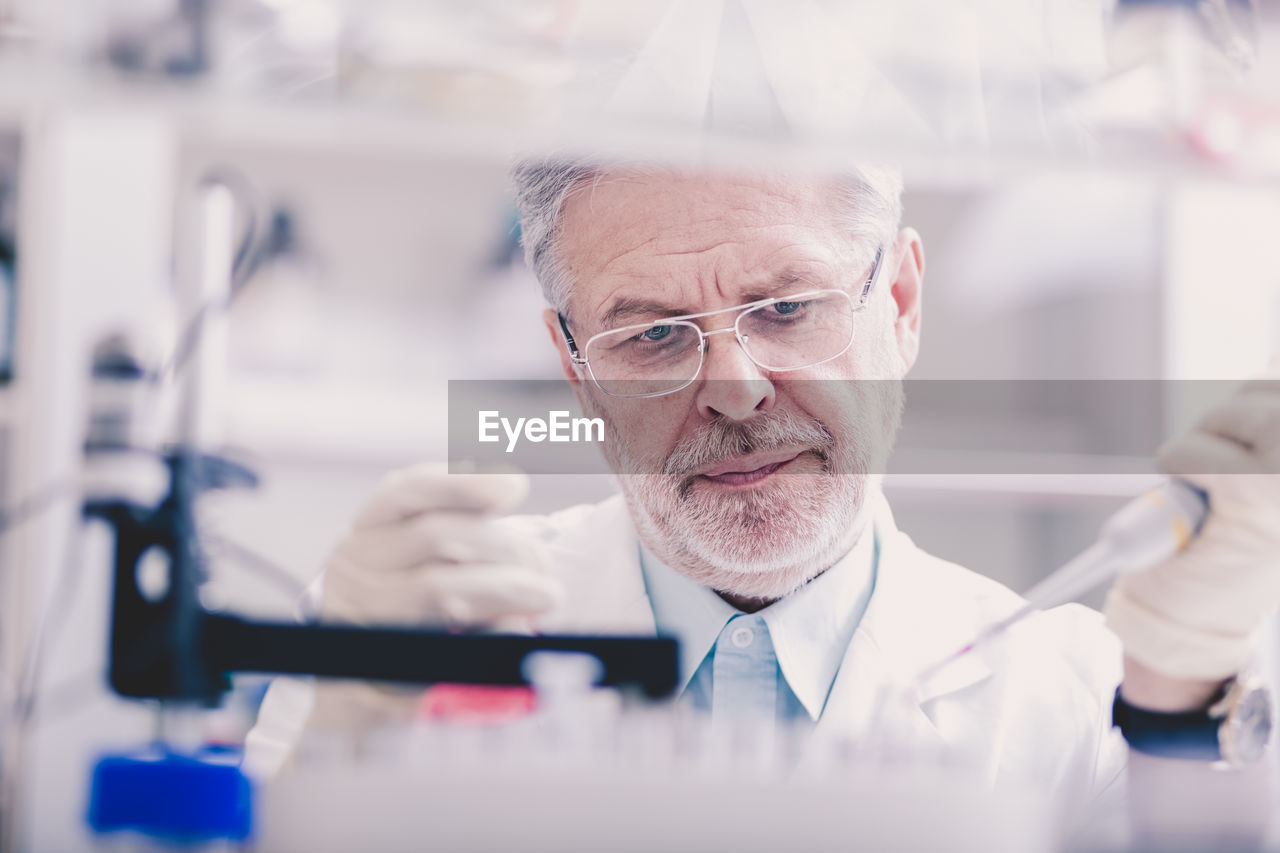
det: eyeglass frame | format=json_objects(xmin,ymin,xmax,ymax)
[{"xmin": 556, "ymin": 245, "xmax": 886, "ymax": 399}]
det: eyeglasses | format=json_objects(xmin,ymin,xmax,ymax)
[{"xmin": 558, "ymin": 246, "xmax": 885, "ymax": 399}]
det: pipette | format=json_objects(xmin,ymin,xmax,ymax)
[{"xmin": 912, "ymin": 479, "xmax": 1210, "ymax": 690}]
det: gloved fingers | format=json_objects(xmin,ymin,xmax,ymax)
[
  {"xmin": 1158, "ymin": 429, "xmax": 1259, "ymax": 478},
  {"xmin": 1194, "ymin": 392, "xmax": 1280, "ymax": 459},
  {"xmin": 416, "ymin": 566, "xmax": 564, "ymax": 625},
  {"xmin": 338, "ymin": 513, "xmax": 541, "ymax": 573},
  {"xmin": 353, "ymin": 464, "xmax": 529, "ymax": 528},
  {"xmin": 1113, "ymin": 358, "xmax": 1280, "ymax": 682},
  {"xmin": 1103, "ymin": 581, "xmax": 1256, "ymax": 682},
  {"xmin": 322, "ymin": 561, "xmax": 562, "ymax": 626}
]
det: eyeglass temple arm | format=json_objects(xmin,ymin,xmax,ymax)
[
  {"xmin": 860, "ymin": 246, "xmax": 884, "ymax": 304},
  {"xmin": 557, "ymin": 313, "xmax": 586, "ymax": 364}
]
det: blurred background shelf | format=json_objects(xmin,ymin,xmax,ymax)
[
  {"xmin": 0, "ymin": 59, "xmax": 1275, "ymax": 192},
  {"xmin": 0, "ymin": 1, "xmax": 1277, "ymax": 184}
]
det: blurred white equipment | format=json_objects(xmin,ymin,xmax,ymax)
[{"xmin": 260, "ymin": 652, "xmax": 1056, "ymax": 853}]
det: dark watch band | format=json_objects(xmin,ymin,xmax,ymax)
[{"xmin": 1111, "ymin": 686, "xmax": 1224, "ymax": 761}]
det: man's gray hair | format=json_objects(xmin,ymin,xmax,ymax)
[{"xmin": 511, "ymin": 160, "xmax": 904, "ymax": 319}]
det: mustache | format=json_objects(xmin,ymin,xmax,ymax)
[{"xmin": 663, "ymin": 409, "xmax": 835, "ymax": 480}]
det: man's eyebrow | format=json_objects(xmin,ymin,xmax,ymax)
[
  {"xmin": 599, "ymin": 297, "xmax": 688, "ymax": 329},
  {"xmin": 739, "ymin": 267, "xmax": 831, "ymax": 302},
  {"xmin": 596, "ymin": 267, "xmax": 835, "ymax": 329}
]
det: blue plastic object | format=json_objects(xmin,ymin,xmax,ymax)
[{"xmin": 87, "ymin": 749, "xmax": 253, "ymax": 844}]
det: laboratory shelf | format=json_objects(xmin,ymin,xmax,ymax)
[
  {"xmin": 0, "ymin": 54, "xmax": 1275, "ymax": 191},
  {"xmin": 884, "ymin": 469, "xmax": 1162, "ymax": 507}
]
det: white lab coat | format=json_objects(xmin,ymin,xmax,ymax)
[{"xmin": 246, "ymin": 489, "xmax": 1128, "ymax": 800}]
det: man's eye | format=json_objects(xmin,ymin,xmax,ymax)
[
  {"xmin": 772, "ymin": 301, "xmax": 802, "ymax": 316},
  {"xmin": 640, "ymin": 325, "xmax": 673, "ymax": 342}
]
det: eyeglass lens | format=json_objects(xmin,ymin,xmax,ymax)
[{"xmin": 585, "ymin": 291, "xmax": 855, "ymax": 397}]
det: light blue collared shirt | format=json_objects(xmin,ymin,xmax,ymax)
[{"xmin": 639, "ymin": 527, "xmax": 878, "ymax": 725}]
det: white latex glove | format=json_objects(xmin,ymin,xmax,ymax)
[
  {"xmin": 1105, "ymin": 362, "xmax": 1280, "ymax": 681},
  {"xmin": 309, "ymin": 464, "xmax": 563, "ymax": 731}
]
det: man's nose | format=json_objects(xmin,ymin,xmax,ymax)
[{"xmin": 694, "ymin": 330, "xmax": 775, "ymax": 421}]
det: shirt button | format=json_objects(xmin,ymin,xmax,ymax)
[{"xmin": 730, "ymin": 626, "xmax": 754, "ymax": 648}]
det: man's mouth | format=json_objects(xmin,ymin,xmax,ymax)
[{"xmin": 695, "ymin": 450, "xmax": 804, "ymax": 487}]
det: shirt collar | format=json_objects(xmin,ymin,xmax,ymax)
[
  {"xmin": 638, "ymin": 543, "xmax": 737, "ymax": 693},
  {"xmin": 639, "ymin": 526, "xmax": 878, "ymax": 721},
  {"xmin": 759, "ymin": 529, "xmax": 876, "ymax": 720}
]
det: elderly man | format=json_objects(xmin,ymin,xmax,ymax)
[{"xmin": 247, "ymin": 162, "xmax": 1280, "ymax": 800}]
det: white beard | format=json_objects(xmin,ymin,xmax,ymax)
[{"xmin": 600, "ymin": 382, "xmax": 903, "ymax": 599}]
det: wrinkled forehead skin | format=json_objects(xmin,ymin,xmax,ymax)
[{"xmin": 556, "ymin": 170, "xmax": 864, "ymax": 337}]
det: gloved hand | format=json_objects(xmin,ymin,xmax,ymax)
[
  {"xmin": 1105, "ymin": 361, "xmax": 1280, "ymax": 681},
  {"xmin": 308, "ymin": 464, "xmax": 563, "ymax": 731}
]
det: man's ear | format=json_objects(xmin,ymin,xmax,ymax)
[{"xmin": 888, "ymin": 227, "xmax": 924, "ymax": 373}]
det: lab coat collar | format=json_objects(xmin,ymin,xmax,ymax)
[
  {"xmin": 817, "ymin": 491, "xmax": 994, "ymax": 743},
  {"xmin": 854, "ymin": 491, "xmax": 995, "ymax": 704}
]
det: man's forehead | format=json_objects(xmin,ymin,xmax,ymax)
[
  {"xmin": 560, "ymin": 170, "xmax": 851, "ymax": 322},
  {"xmin": 564, "ymin": 169, "xmax": 839, "ymax": 236}
]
